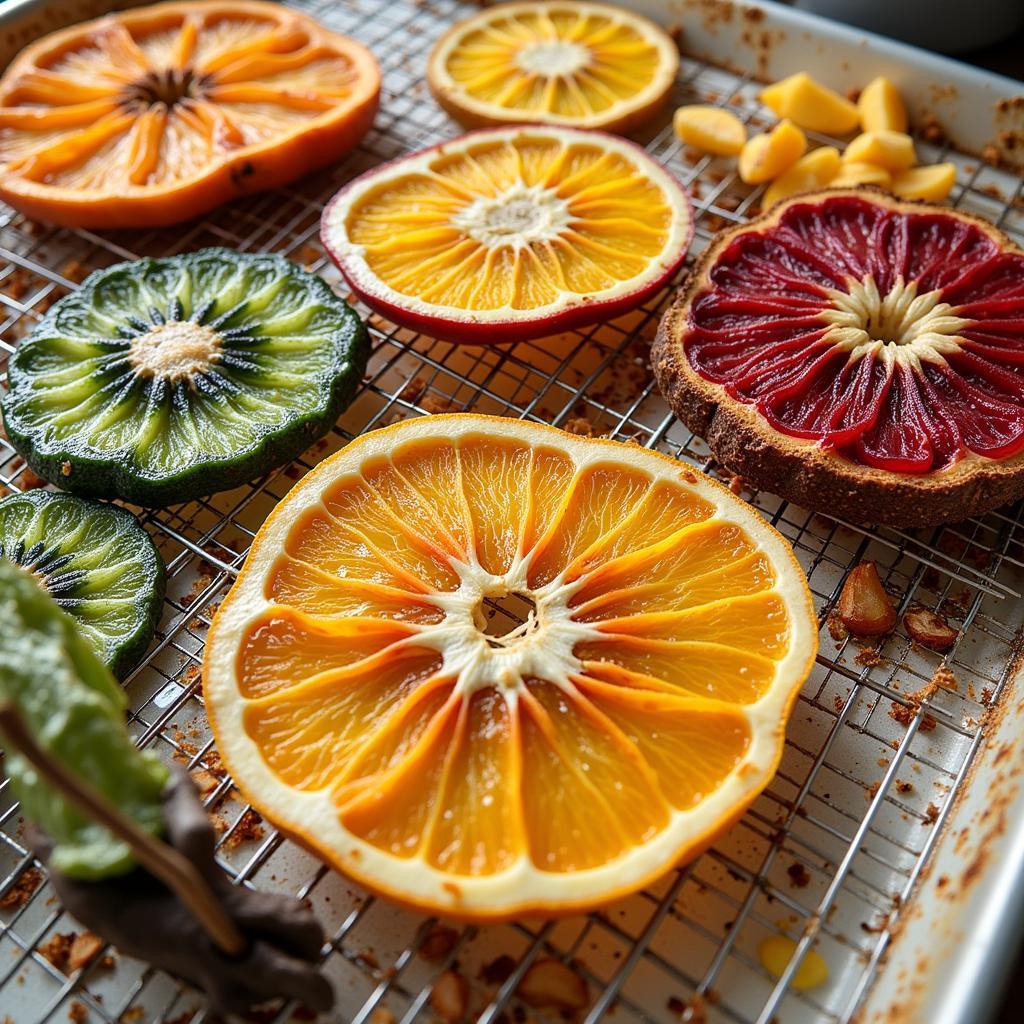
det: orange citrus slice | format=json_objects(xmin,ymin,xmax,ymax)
[
  {"xmin": 321, "ymin": 126, "xmax": 693, "ymax": 344},
  {"xmin": 427, "ymin": 1, "xmax": 679, "ymax": 133},
  {"xmin": 0, "ymin": 0, "xmax": 380, "ymax": 228},
  {"xmin": 204, "ymin": 415, "xmax": 818, "ymax": 920}
]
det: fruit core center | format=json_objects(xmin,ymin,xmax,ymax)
[
  {"xmin": 129, "ymin": 321, "xmax": 221, "ymax": 382},
  {"xmin": 122, "ymin": 67, "xmax": 204, "ymax": 110},
  {"xmin": 516, "ymin": 40, "xmax": 591, "ymax": 76},
  {"xmin": 821, "ymin": 276, "xmax": 970, "ymax": 367},
  {"xmin": 478, "ymin": 590, "xmax": 540, "ymax": 647},
  {"xmin": 453, "ymin": 184, "xmax": 571, "ymax": 248}
]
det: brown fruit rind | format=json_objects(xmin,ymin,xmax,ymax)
[{"xmin": 653, "ymin": 188, "xmax": 1024, "ymax": 528}]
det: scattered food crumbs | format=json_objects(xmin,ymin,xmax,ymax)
[
  {"xmin": 728, "ymin": 473, "xmax": 745, "ymax": 495},
  {"xmin": 896, "ymin": 780, "xmax": 914, "ymax": 794},
  {"xmin": 786, "ymin": 862, "xmax": 811, "ymax": 888},
  {"xmin": 564, "ymin": 415, "xmax": 595, "ymax": 437},
  {"xmin": 400, "ymin": 376, "xmax": 427, "ymax": 403},
  {"xmin": 931, "ymin": 663, "xmax": 958, "ymax": 691},
  {"xmin": 430, "ymin": 969, "xmax": 468, "ymax": 1023},
  {"xmin": 369, "ymin": 1008, "xmax": 396, "ymax": 1024},
  {"xmin": 854, "ymin": 646, "xmax": 884, "ymax": 666},
  {"xmin": 68, "ymin": 932, "xmax": 104, "ymax": 971},
  {"xmin": 68, "ymin": 1002, "xmax": 87, "ymax": 1024},
  {"xmin": 419, "ymin": 924, "xmax": 458, "ymax": 962},
  {"xmin": 421, "ymin": 394, "xmax": 462, "ymax": 415},
  {"xmin": 223, "ymin": 809, "xmax": 265, "ymax": 849},
  {"xmin": 481, "ymin": 954, "xmax": 517, "ymax": 986},
  {"xmin": 518, "ymin": 958, "xmax": 588, "ymax": 1011},
  {"xmin": 0, "ymin": 866, "xmax": 42, "ymax": 909},
  {"xmin": 191, "ymin": 769, "xmax": 222, "ymax": 798},
  {"xmin": 39, "ymin": 932, "xmax": 75, "ymax": 972},
  {"xmin": 758, "ymin": 935, "xmax": 828, "ymax": 991},
  {"xmin": 924, "ymin": 802, "xmax": 940, "ymax": 825},
  {"xmin": 867, "ymin": 780, "xmax": 881, "ymax": 801}
]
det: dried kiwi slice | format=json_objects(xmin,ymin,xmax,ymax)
[
  {"xmin": 0, "ymin": 490, "xmax": 165, "ymax": 679},
  {"xmin": 1, "ymin": 249, "xmax": 370, "ymax": 506}
]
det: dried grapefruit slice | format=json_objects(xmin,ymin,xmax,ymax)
[
  {"xmin": 321, "ymin": 126, "xmax": 693, "ymax": 344},
  {"xmin": 427, "ymin": 1, "xmax": 678, "ymax": 133},
  {"xmin": 0, "ymin": 0, "xmax": 379, "ymax": 228},
  {"xmin": 204, "ymin": 414, "xmax": 817, "ymax": 920},
  {"xmin": 654, "ymin": 189, "xmax": 1024, "ymax": 527}
]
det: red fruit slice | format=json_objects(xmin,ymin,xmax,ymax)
[
  {"xmin": 654, "ymin": 189, "xmax": 1024, "ymax": 527},
  {"xmin": 320, "ymin": 126, "xmax": 693, "ymax": 344}
]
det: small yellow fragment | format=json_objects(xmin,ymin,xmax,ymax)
[
  {"xmin": 739, "ymin": 119, "xmax": 807, "ymax": 184},
  {"xmin": 760, "ymin": 72, "xmax": 859, "ymax": 136},
  {"xmin": 759, "ymin": 935, "xmax": 829, "ymax": 992},
  {"xmin": 673, "ymin": 105, "xmax": 747, "ymax": 156},
  {"xmin": 858, "ymin": 76, "xmax": 908, "ymax": 134},
  {"xmin": 843, "ymin": 130, "xmax": 915, "ymax": 171},
  {"xmin": 830, "ymin": 161, "xmax": 892, "ymax": 189},
  {"xmin": 891, "ymin": 163, "xmax": 957, "ymax": 202},
  {"xmin": 762, "ymin": 147, "xmax": 841, "ymax": 209}
]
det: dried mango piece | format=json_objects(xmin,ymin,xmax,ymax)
[
  {"xmin": 761, "ymin": 147, "xmax": 840, "ymax": 209},
  {"xmin": 858, "ymin": 76, "xmax": 908, "ymax": 133},
  {"xmin": 760, "ymin": 72, "xmax": 859, "ymax": 135},
  {"xmin": 738, "ymin": 119, "xmax": 806, "ymax": 184},
  {"xmin": 673, "ymin": 105, "xmax": 746, "ymax": 156},
  {"xmin": 830, "ymin": 161, "xmax": 892, "ymax": 189},
  {"xmin": 843, "ymin": 131, "xmax": 915, "ymax": 171},
  {"xmin": 891, "ymin": 163, "xmax": 957, "ymax": 202}
]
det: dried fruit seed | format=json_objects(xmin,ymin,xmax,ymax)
[
  {"xmin": 518, "ymin": 958, "xmax": 589, "ymax": 1011},
  {"xmin": 759, "ymin": 935, "xmax": 829, "ymax": 991},
  {"xmin": 838, "ymin": 562, "xmax": 897, "ymax": 637},
  {"xmin": 858, "ymin": 76, "xmax": 908, "ymax": 134},
  {"xmin": 830, "ymin": 161, "xmax": 892, "ymax": 189},
  {"xmin": 760, "ymin": 72, "xmax": 859, "ymax": 135},
  {"xmin": 904, "ymin": 606, "xmax": 958, "ymax": 651},
  {"xmin": 891, "ymin": 163, "xmax": 957, "ymax": 202},
  {"xmin": 739, "ymin": 119, "xmax": 807, "ymax": 184},
  {"xmin": 843, "ymin": 130, "xmax": 916, "ymax": 171},
  {"xmin": 761, "ymin": 146, "xmax": 840, "ymax": 210},
  {"xmin": 673, "ymin": 105, "xmax": 747, "ymax": 156}
]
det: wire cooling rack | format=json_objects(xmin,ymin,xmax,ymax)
[{"xmin": 2, "ymin": 1, "xmax": 1024, "ymax": 1022}]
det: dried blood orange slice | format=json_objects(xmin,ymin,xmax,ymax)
[
  {"xmin": 655, "ymin": 189, "xmax": 1024, "ymax": 527},
  {"xmin": 321, "ymin": 126, "xmax": 692, "ymax": 344},
  {"xmin": 427, "ymin": 1, "xmax": 678, "ymax": 133},
  {"xmin": 204, "ymin": 414, "xmax": 817, "ymax": 920},
  {"xmin": 0, "ymin": 0, "xmax": 379, "ymax": 228}
]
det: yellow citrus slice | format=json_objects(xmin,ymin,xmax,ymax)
[
  {"xmin": 0, "ymin": 0, "xmax": 380, "ymax": 228},
  {"xmin": 204, "ymin": 415, "xmax": 818, "ymax": 920},
  {"xmin": 321, "ymin": 125, "xmax": 693, "ymax": 343},
  {"xmin": 427, "ymin": 0, "xmax": 679, "ymax": 133}
]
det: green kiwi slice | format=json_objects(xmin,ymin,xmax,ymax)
[{"xmin": 1, "ymin": 248, "xmax": 369, "ymax": 506}]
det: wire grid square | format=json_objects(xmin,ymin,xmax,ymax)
[{"xmin": 1, "ymin": 1, "xmax": 1023, "ymax": 1022}]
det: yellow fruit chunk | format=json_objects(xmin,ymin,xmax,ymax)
[
  {"xmin": 891, "ymin": 163, "xmax": 957, "ymax": 202},
  {"xmin": 830, "ymin": 161, "xmax": 892, "ymax": 188},
  {"xmin": 761, "ymin": 147, "xmax": 840, "ymax": 209},
  {"xmin": 759, "ymin": 72, "xmax": 859, "ymax": 135},
  {"xmin": 759, "ymin": 936, "xmax": 829, "ymax": 992},
  {"xmin": 738, "ymin": 119, "xmax": 806, "ymax": 185},
  {"xmin": 673, "ymin": 105, "xmax": 747, "ymax": 156},
  {"xmin": 843, "ymin": 130, "xmax": 915, "ymax": 171},
  {"xmin": 858, "ymin": 76, "xmax": 908, "ymax": 133}
]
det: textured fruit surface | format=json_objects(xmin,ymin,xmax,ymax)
[
  {"xmin": 204, "ymin": 414, "xmax": 817, "ymax": 920},
  {"xmin": 830, "ymin": 162, "xmax": 891, "ymax": 189},
  {"xmin": 674, "ymin": 105, "xmax": 746, "ymax": 156},
  {"xmin": 739, "ymin": 120, "xmax": 806, "ymax": 185},
  {"xmin": 0, "ymin": 0, "xmax": 379, "ymax": 227},
  {"xmin": 760, "ymin": 72, "xmax": 859, "ymax": 135},
  {"xmin": 761, "ymin": 147, "xmax": 839, "ymax": 210},
  {"xmin": 672, "ymin": 191, "xmax": 1024, "ymax": 474},
  {"xmin": 892, "ymin": 163, "xmax": 956, "ymax": 202},
  {"xmin": 858, "ymin": 76, "xmax": 908, "ymax": 134},
  {"xmin": 1, "ymin": 249, "xmax": 369, "ymax": 506},
  {"xmin": 427, "ymin": 1, "xmax": 678, "ymax": 132},
  {"xmin": 321, "ymin": 126, "xmax": 693, "ymax": 344},
  {"xmin": 0, "ymin": 491, "xmax": 165, "ymax": 678},
  {"xmin": 843, "ymin": 131, "xmax": 915, "ymax": 172}
]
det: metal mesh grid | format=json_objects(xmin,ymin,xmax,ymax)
[{"xmin": 1, "ymin": 1, "xmax": 1023, "ymax": 1022}]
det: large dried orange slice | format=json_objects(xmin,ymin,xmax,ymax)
[
  {"xmin": 204, "ymin": 414, "xmax": 817, "ymax": 920},
  {"xmin": 654, "ymin": 189, "xmax": 1024, "ymax": 527},
  {"xmin": 0, "ymin": 0, "xmax": 379, "ymax": 228},
  {"xmin": 321, "ymin": 126, "xmax": 693, "ymax": 344},
  {"xmin": 427, "ymin": 1, "xmax": 679, "ymax": 133}
]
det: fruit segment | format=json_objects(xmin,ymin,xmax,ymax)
[
  {"xmin": 427, "ymin": 1, "xmax": 679, "ymax": 132},
  {"xmin": 843, "ymin": 131, "xmax": 915, "ymax": 171},
  {"xmin": 760, "ymin": 72, "xmax": 859, "ymax": 135},
  {"xmin": 321, "ymin": 126, "xmax": 693, "ymax": 343},
  {"xmin": 674, "ymin": 105, "xmax": 747, "ymax": 156},
  {"xmin": 830, "ymin": 161, "xmax": 891, "ymax": 189},
  {"xmin": 761, "ymin": 146, "xmax": 840, "ymax": 209},
  {"xmin": 205, "ymin": 415, "xmax": 818, "ymax": 919},
  {"xmin": 891, "ymin": 163, "xmax": 957, "ymax": 202},
  {"xmin": 857, "ymin": 76, "xmax": 908, "ymax": 134},
  {"xmin": 739, "ymin": 120, "xmax": 806, "ymax": 184}
]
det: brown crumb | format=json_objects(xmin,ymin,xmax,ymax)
[
  {"xmin": 895, "ymin": 780, "xmax": 914, "ymax": 794},
  {"xmin": 564, "ymin": 415, "xmax": 594, "ymax": 437},
  {"xmin": 931, "ymin": 663, "xmax": 957, "ymax": 691},
  {"xmin": 786, "ymin": 862, "xmax": 810, "ymax": 888},
  {"xmin": 890, "ymin": 675, "xmax": 945, "ymax": 730},
  {"xmin": 61, "ymin": 260, "xmax": 89, "ymax": 285},
  {"xmin": 481, "ymin": 954, "xmax": 516, "ymax": 986},
  {"xmin": 68, "ymin": 932, "xmax": 104, "ymax": 972},
  {"xmin": 919, "ymin": 116, "xmax": 947, "ymax": 145},
  {"xmin": 419, "ymin": 924, "xmax": 458, "ymax": 962},
  {"xmin": 223, "ymin": 808, "xmax": 265, "ymax": 849},
  {"xmin": 421, "ymin": 394, "xmax": 461, "ymax": 415},
  {"xmin": 855, "ymin": 646, "xmax": 884, "ymax": 666},
  {"xmin": 400, "ymin": 376, "xmax": 426, "ymax": 403},
  {"xmin": 191, "ymin": 769, "xmax": 222, "ymax": 798},
  {"xmin": 980, "ymin": 143, "xmax": 1001, "ymax": 166},
  {"xmin": 60, "ymin": 461, "xmax": 72, "ymax": 477},
  {"xmin": 39, "ymin": 932, "xmax": 75, "ymax": 972},
  {"xmin": 120, "ymin": 1010, "xmax": 145, "ymax": 1023},
  {"xmin": 727, "ymin": 474, "xmax": 745, "ymax": 496},
  {"xmin": 68, "ymin": 1002, "xmax": 87, "ymax": 1024},
  {"xmin": 924, "ymin": 802, "xmax": 940, "ymax": 825},
  {"xmin": 867, "ymin": 780, "xmax": 881, "ymax": 801},
  {"xmin": 0, "ymin": 866, "xmax": 42, "ymax": 909},
  {"xmin": 369, "ymin": 1009, "xmax": 396, "ymax": 1024},
  {"xmin": 826, "ymin": 611, "xmax": 848, "ymax": 643}
]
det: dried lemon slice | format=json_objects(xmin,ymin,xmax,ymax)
[
  {"xmin": 427, "ymin": 1, "xmax": 679, "ymax": 133},
  {"xmin": 204, "ymin": 414, "xmax": 818, "ymax": 920}
]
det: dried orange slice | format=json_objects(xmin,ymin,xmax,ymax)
[
  {"xmin": 0, "ymin": 0, "xmax": 379, "ymax": 228},
  {"xmin": 204, "ymin": 414, "xmax": 817, "ymax": 920},
  {"xmin": 321, "ymin": 126, "xmax": 693, "ymax": 344},
  {"xmin": 427, "ymin": 1, "xmax": 679, "ymax": 133}
]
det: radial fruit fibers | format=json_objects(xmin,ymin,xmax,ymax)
[
  {"xmin": 204, "ymin": 414, "xmax": 818, "ymax": 920},
  {"xmin": 321, "ymin": 126, "xmax": 693, "ymax": 343},
  {"xmin": 654, "ymin": 189, "xmax": 1024, "ymax": 527}
]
